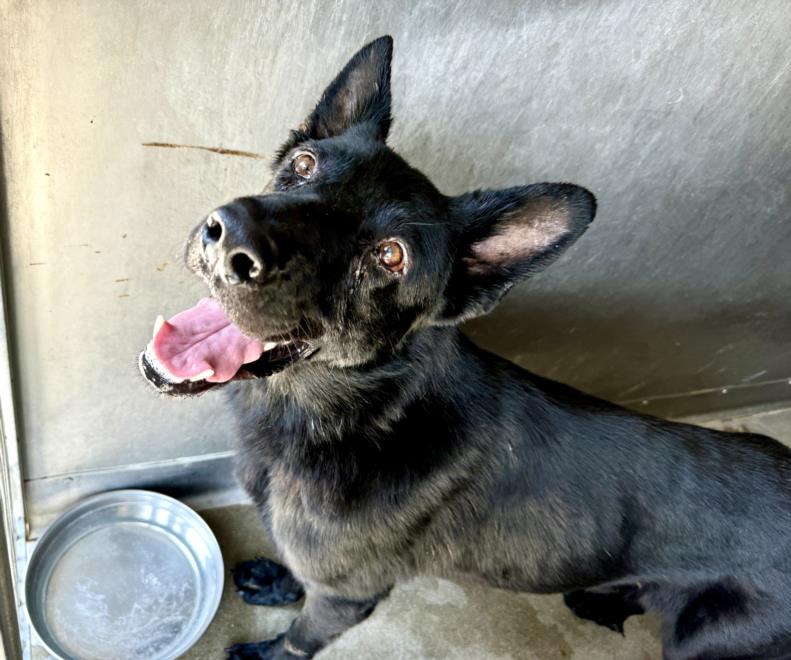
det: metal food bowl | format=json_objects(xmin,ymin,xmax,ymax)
[{"xmin": 25, "ymin": 490, "xmax": 224, "ymax": 660}]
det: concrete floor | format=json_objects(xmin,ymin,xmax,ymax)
[{"xmin": 185, "ymin": 505, "xmax": 662, "ymax": 660}]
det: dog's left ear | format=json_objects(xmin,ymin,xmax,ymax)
[
  {"xmin": 302, "ymin": 35, "xmax": 393, "ymax": 141},
  {"xmin": 437, "ymin": 183, "xmax": 596, "ymax": 323}
]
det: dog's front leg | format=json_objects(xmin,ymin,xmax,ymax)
[{"xmin": 226, "ymin": 587, "xmax": 389, "ymax": 659}]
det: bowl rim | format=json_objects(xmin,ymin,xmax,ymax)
[{"xmin": 24, "ymin": 488, "xmax": 225, "ymax": 660}]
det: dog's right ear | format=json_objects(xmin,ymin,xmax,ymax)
[{"xmin": 301, "ymin": 36, "xmax": 393, "ymax": 142}]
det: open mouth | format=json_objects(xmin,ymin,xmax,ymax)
[{"xmin": 138, "ymin": 298, "xmax": 315, "ymax": 396}]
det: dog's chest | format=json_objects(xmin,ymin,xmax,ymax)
[
  {"xmin": 264, "ymin": 461, "xmax": 406, "ymax": 589},
  {"xmin": 232, "ymin": 381, "xmax": 474, "ymax": 587}
]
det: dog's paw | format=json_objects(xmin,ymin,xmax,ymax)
[
  {"xmin": 564, "ymin": 588, "xmax": 644, "ymax": 635},
  {"xmin": 226, "ymin": 633, "xmax": 288, "ymax": 659},
  {"xmin": 232, "ymin": 557, "xmax": 305, "ymax": 606}
]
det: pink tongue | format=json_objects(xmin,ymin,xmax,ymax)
[{"xmin": 153, "ymin": 298, "xmax": 263, "ymax": 383}]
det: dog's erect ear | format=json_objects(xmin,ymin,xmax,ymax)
[
  {"xmin": 438, "ymin": 183, "xmax": 596, "ymax": 323},
  {"xmin": 303, "ymin": 35, "xmax": 393, "ymax": 141}
]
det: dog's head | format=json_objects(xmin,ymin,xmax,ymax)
[{"xmin": 139, "ymin": 36, "xmax": 595, "ymax": 396}]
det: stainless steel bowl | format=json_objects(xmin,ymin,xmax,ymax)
[{"xmin": 25, "ymin": 489, "xmax": 224, "ymax": 660}]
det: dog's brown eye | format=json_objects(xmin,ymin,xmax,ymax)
[
  {"xmin": 378, "ymin": 240, "xmax": 406, "ymax": 273},
  {"xmin": 292, "ymin": 152, "xmax": 317, "ymax": 179}
]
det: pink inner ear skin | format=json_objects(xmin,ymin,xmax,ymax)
[{"xmin": 471, "ymin": 199, "xmax": 571, "ymax": 270}]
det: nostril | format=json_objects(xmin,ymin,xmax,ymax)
[
  {"xmin": 228, "ymin": 250, "xmax": 262, "ymax": 283},
  {"xmin": 204, "ymin": 213, "xmax": 223, "ymax": 244}
]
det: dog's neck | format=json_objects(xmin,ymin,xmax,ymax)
[
  {"xmin": 235, "ymin": 326, "xmax": 466, "ymax": 444},
  {"xmin": 279, "ymin": 325, "xmax": 459, "ymax": 404}
]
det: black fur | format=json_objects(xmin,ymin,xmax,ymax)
[
  {"xmin": 564, "ymin": 586, "xmax": 645, "ymax": 634},
  {"xmin": 232, "ymin": 557, "xmax": 304, "ymax": 606},
  {"xmin": 159, "ymin": 37, "xmax": 791, "ymax": 659}
]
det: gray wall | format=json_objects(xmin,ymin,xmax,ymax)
[{"xmin": 1, "ymin": 1, "xmax": 790, "ymax": 527}]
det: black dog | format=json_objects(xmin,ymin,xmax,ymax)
[{"xmin": 140, "ymin": 37, "xmax": 791, "ymax": 659}]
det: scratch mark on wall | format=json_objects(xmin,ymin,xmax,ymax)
[
  {"xmin": 28, "ymin": 262, "xmax": 46, "ymax": 266},
  {"xmin": 614, "ymin": 381, "xmax": 647, "ymax": 398},
  {"xmin": 741, "ymin": 370, "xmax": 768, "ymax": 383},
  {"xmin": 621, "ymin": 376, "xmax": 791, "ymax": 406},
  {"xmin": 142, "ymin": 142, "xmax": 266, "ymax": 160},
  {"xmin": 114, "ymin": 278, "xmax": 130, "ymax": 283}
]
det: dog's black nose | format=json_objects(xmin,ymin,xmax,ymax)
[
  {"xmin": 202, "ymin": 210, "xmax": 264, "ymax": 285},
  {"xmin": 226, "ymin": 249, "xmax": 261, "ymax": 284},
  {"xmin": 203, "ymin": 212, "xmax": 224, "ymax": 245}
]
